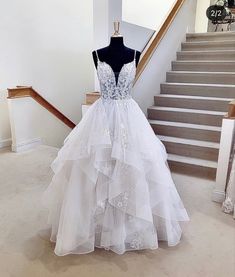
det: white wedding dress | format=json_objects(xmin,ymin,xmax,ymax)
[{"xmin": 42, "ymin": 50, "xmax": 189, "ymax": 256}]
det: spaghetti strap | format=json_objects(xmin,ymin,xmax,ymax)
[
  {"xmin": 95, "ymin": 50, "xmax": 100, "ymax": 61},
  {"xmin": 134, "ymin": 50, "xmax": 136, "ymax": 60}
]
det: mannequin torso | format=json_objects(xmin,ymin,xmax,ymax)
[{"xmin": 92, "ymin": 37, "xmax": 141, "ymax": 85}]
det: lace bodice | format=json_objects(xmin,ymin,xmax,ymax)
[{"xmin": 95, "ymin": 50, "xmax": 136, "ymax": 101}]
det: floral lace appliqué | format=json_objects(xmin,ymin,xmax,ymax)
[{"xmin": 96, "ymin": 60, "xmax": 136, "ymax": 101}]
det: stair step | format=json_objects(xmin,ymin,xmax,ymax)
[
  {"xmin": 148, "ymin": 32, "xmax": 235, "ymax": 179},
  {"xmin": 159, "ymin": 135, "xmax": 220, "ymax": 148},
  {"xmin": 168, "ymin": 153, "xmax": 218, "ymax": 167},
  {"xmin": 172, "ymin": 60, "xmax": 235, "ymax": 72},
  {"xmin": 148, "ymin": 106, "xmax": 225, "ymax": 126},
  {"xmin": 186, "ymin": 31, "xmax": 235, "ymax": 42},
  {"xmin": 177, "ymin": 50, "xmax": 235, "ymax": 61},
  {"xmin": 167, "ymin": 154, "xmax": 217, "ymax": 179},
  {"xmin": 158, "ymin": 135, "xmax": 219, "ymax": 161},
  {"xmin": 154, "ymin": 94, "xmax": 231, "ymax": 111},
  {"xmin": 181, "ymin": 40, "xmax": 235, "ymax": 51},
  {"xmin": 149, "ymin": 120, "xmax": 221, "ymax": 142},
  {"xmin": 166, "ymin": 71, "xmax": 235, "ymax": 85},
  {"xmin": 161, "ymin": 83, "xmax": 235, "ymax": 98}
]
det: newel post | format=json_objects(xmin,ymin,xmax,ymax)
[{"xmin": 212, "ymin": 101, "xmax": 235, "ymax": 203}]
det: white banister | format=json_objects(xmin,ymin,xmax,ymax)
[{"xmin": 212, "ymin": 118, "xmax": 235, "ymax": 203}]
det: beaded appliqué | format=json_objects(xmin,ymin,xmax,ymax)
[
  {"xmin": 103, "ymin": 123, "xmax": 129, "ymax": 151},
  {"xmin": 120, "ymin": 123, "xmax": 128, "ymax": 149},
  {"xmin": 95, "ymin": 50, "xmax": 136, "ymax": 101},
  {"xmin": 114, "ymin": 191, "xmax": 129, "ymax": 209},
  {"xmin": 130, "ymin": 233, "xmax": 143, "ymax": 249}
]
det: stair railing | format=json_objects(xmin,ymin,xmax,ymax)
[
  {"xmin": 213, "ymin": 100, "xmax": 235, "ymax": 203},
  {"xmin": 225, "ymin": 101, "xmax": 235, "ymax": 188},
  {"xmin": 7, "ymin": 86, "xmax": 76, "ymax": 129}
]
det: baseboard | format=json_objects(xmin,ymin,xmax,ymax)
[
  {"xmin": 212, "ymin": 189, "xmax": 226, "ymax": 203},
  {"xmin": 0, "ymin": 138, "xmax": 12, "ymax": 149},
  {"xmin": 12, "ymin": 138, "xmax": 42, "ymax": 152}
]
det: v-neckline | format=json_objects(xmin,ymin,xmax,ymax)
[{"xmin": 97, "ymin": 59, "xmax": 136, "ymax": 87}]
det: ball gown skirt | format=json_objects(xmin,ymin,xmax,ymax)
[{"xmin": 42, "ymin": 50, "xmax": 189, "ymax": 256}]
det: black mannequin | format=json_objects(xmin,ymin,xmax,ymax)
[
  {"xmin": 92, "ymin": 36, "xmax": 141, "ymax": 85},
  {"xmin": 228, "ymin": 0, "xmax": 235, "ymax": 8}
]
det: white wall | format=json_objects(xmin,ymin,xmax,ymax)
[
  {"xmin": 195, "ymin": 0, "xmax": 210, "ymax": 33},
  {"xmin": 93, "ymin": 0, "xmax": 196, "ymax": 115},
  {"xmin": 8, "ymin": 98, "xmax": 71, "ymax": 151},
  {"xmin": 133, "ymin": 0, "xmax": 197, "ymax": 114},
  {"xmin": 0, "ymin": 90, "xmax": 11, "ymax": 148},
  {"xmin": 93, "ymin": 0, "xmax": 154, "ymax": 91},
  {"xmin": 122, "ymin": 0, "xmax": 177, "ymax": 31},
  {"xmin": 0, "ymin": 0, "xmax": 197, "ymax": 151},
  {"xmin": 93, "ymin": 0, "xmax": 109, "ymax": 91},
  {"xmin": 0, "ymin": 0, "xmax": 94, "ymax": 125},
  {"xmin": 109, "ymin": 0, "xmax": 154, "ymax": 51}
]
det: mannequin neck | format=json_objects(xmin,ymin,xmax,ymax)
[{"xmin": 109, "ymin": 36, "xmax": 125, "ymax": 49}]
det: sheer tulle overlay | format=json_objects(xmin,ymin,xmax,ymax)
[
  {"xmin": 43, "ymin": 50, "xmax": 189, "ymax": 255},
  {"xmin": 42, "ymin": 97, "xmax": 189, "ymax": 256}
]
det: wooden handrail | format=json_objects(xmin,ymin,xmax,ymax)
[
  {"xmin": 7, "ymin": 86, "xmax": 76, "ymax": 129},
  {"xmin": 134, "ymin": 0, "xmax": 186, "ymax": 84},
  {"xmin": 227, "ymin": 100, "xmax": 235, "ymax": 119}
]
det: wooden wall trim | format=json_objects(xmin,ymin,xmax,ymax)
[
  {"xmin": 134, "ymin": 0, "xmax": 186, "ymax": 85},
  {"xmin": 7, "ymin": 86, "xmax": 76, "ymax": 129}
]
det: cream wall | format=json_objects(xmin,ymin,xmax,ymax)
[
  {"xmin": 93, "ymin": 0, "xmax": 109, "ymax": 91},
  {"xmin": 195, "ymin": 0, "xmax": 210, "ymax": 33},
  {"xmin": 133, "ymin": 0, "xmax": 197, "ymax": 114},
  {"xmin": 108, "ymin": 0, "xmax": 153, "ymax": 50},
  {"xmin": 0, "ymin": 91, "xmax": 11, "ymax": 148},
  {"xmin": 0, "ymin": 0, "xmax": 197, "ymax": 150},
  {"xmin": 8, "ymin": 97, "xmax": 71, "ymax": 151},
  {"xmin": 122, "ymin": 0, "xmax": 177, "ymax": 30},
  {"xmin": 0, "ymin": 0, "xmax": 94, "ymax": 124}
]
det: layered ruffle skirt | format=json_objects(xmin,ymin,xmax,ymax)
[{"xmin": 42, "ymin": 97, "xmax": 189, "ymax": 256}]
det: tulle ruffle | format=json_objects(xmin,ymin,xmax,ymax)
[{"xmin": 42, "ymin": 97, "xmax": 189, "ymax": 256}]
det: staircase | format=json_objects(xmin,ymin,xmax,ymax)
[{"xmin": 148, "ymin": 31, "xmax": 235, "ymax": 179}]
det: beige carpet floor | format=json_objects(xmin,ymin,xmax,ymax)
[{"xmin": 0, "ymin": 145, "xmax": 234, "ymax": 277}]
